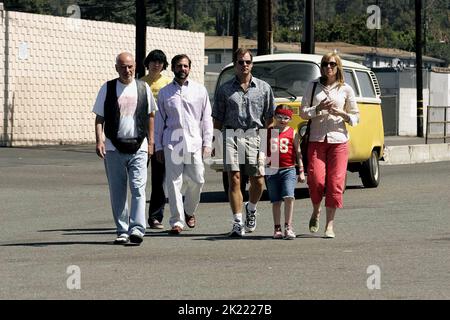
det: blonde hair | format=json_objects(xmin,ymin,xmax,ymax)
[{"xmin": 320, "ymin": 52, "xmax": 344, "ymax": 87}]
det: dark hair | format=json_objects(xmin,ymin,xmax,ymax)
[
  {"xmin": 143, "ymin": 49, "xmax": 168, "ymax": 70},
  {"xmin": 233, "ymin": 48, "xmax": 253, "ymax": 63},
  {"xmin": 171, "ymin": 54, "xmax": 192, "ymax": 68}
]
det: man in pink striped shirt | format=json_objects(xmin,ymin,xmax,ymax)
[{"xmin": 154, "ymin": 54, "xmax": 213, "ymax": 235}]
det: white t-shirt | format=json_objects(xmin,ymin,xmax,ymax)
[{"xmin": 92, "ymin": 79, "xmax": 157, "ymax": 151}]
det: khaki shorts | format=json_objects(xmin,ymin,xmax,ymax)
[{"xmin": 223, "ymin": 129, "xmax": 262, "ymax": 176}]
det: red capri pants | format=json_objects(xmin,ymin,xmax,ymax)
[{"xmin": 307, "ymin": 141, "xmax": 348, "ymax": 208}]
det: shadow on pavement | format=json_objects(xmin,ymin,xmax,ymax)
[
  {"xmin": 1, "ymin": 241, "xmax": 113, "ymax": 247},
  {"xmin": 200, "ymin": 187, "xmax": 311, "ymax": 203},
  {"xmin": 38, "ymin": 228, "xmax": 115, "ymax": 233}
]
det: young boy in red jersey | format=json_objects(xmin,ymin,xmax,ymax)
[{"xmin": 265, "ymin": 105, "xmax": 306, "ymax": 239}]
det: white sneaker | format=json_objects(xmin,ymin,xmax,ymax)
[
  {"xmin": 244, "ymin": 202, "xmax": 257, "ymax": 233},
  {"xmin": 129, "ymin": 229, "xmax": 144, "ymax": 244},
  {"xmin": 284, "ymin": 227, "xmax": 296, "ymax": 240},
  {"xmin": 113, "ymin": 233, "xmax": 129, "ymax": 244},
  {"xmin": 229, "ymin": 220, "xmax": 245, "ymax": 237}
]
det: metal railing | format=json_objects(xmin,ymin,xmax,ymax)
[{"xmin": 426, "ymin": 106, "xmax": 450, "ymax": 144}]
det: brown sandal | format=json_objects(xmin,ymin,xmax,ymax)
[{"xmin": 185, "ymin": 213, "xmax": 196, "ymax": 228}]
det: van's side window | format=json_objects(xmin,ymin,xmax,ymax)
[
  {"xmin": 355, "ymin": 71, "xmax": 376, "ymax": 98},
  {"xmin": 344, "ymin": 70, "xmax": 359, "ymax": 96}
]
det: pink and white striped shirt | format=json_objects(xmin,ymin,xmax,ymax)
[
  {"xmin": 155, "ymin": 79, "xmax": 213, "ymax": 153},
  {"xmin": 300, "ymin": 80, "xmax": 359, "ymax": 143}
]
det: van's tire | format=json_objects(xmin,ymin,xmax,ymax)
[
  {"xmin": 222, "ymin": 172, "xmax": 249, "ymax": 200},
  {"xmin": 359, "ymin": 150, "xmax": 380, "ymax": 188}
]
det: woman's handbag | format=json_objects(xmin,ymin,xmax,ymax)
[
  {"xmin": 300, "ymin": 81, "xmax": 317, "ymax": 173},
  {"xmin": 300, "ymin": 120, "xmax": 311, "ymax": 172}
]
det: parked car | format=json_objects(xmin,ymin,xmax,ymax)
[{"xmin": 210, "ymin": 53, "xmax": 385, "ymax": 195}]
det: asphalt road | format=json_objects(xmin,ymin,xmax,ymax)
[{"xmin": 0, "ymin": 145, "xmax": 449, "ymax": 300}]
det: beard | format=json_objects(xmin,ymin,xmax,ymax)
[{"xmin": 174, "ymin": 71, "xmax": 188, "ymax": 80}]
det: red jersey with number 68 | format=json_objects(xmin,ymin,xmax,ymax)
[{"xmin": 267, "ymin": 127, "xmax": 296, "ymax": 168}]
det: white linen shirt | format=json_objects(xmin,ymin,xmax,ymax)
[
  {"xmin": 154, "ymin": 79, "xmax": 213, "ymax": 153},
  {"xmin": 300, "ymin": 80, "xmax": 359, "ymax": 143}
]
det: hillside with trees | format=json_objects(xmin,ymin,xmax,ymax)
[{"xmin": 4, "ymin": 0, "xmax": 450, "ymax": 63}]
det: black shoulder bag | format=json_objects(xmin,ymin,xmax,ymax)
[{"xmin": 300, "ymin": 81, "xmax": 318, "ymax": 173}]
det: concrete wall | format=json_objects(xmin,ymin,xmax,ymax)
[
  {"xmin": 430, "ymin": 73, "xmax": 450, "ymax": 106},
  {"xmin": 0, "ymin": 6, "xmax": 7, "ymax": 145},
  {"xmin": 429, "ymin": 73, "xmax": 450, "ymax": 138},
  {"xmin": 398, "ymin": 88, "xmax": 429, "ymax": 136},
  {"xmin": 0, "ymin": 9, "xmax": 204, "ymax": 146},
  {"xmin": 375, "ymin": 69, "xmax": 431, "ymax": 137}
]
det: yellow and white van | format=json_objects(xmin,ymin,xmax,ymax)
[{"xmin": 211, "ymin": 53, "xmax": 384, "ymax": 193}]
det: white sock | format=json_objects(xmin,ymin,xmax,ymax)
[
  {"xmin": 247, "ymin": 202, "xmax": 257, "ymax": 212},
  {"xmin": 233, "ymin": 213, "xmax": 243, "ymax": 223}
]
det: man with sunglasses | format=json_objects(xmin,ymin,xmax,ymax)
[{"xmin": 212, "ymin": 48, "xmax": 274, "ymax": 237}]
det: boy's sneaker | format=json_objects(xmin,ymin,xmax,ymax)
[
  {"xmin": 229, "ymin": 220, "xmax": 245, "ymax": 237},
  {"xmin": 113, "ymin": 233, "xmax": 129, "ymax": 245},
  {"xmin": 129, "ymin": 229, "xmax": 144, "ymax": 244},
  {"xmin": 244, "ymin": 202, "xmax": 257, "ymax": 232},
  {"xmin": 273, "ymin": 226, "xmax": 283, "ymax": 239},
  {"xmin": 284, "ymin": 227, "xmax": 296, "ymax": 240}
]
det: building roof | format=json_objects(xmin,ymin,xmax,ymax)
[{"xmin": 205, "ymin": 36, "xmax": 445, "ymax": 63}]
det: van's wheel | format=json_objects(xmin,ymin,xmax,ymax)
[
  {"xmin": 222, "ymin": 172, "xmax": 248, "ymax": 200},
  {"xmin": 359, "ymin": 150, "xmax": 380, "ymax": 188}
]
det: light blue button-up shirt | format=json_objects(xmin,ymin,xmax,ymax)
[{"xmin": 212, "ymin": 76, "xmax": 274, "ymax": 130}]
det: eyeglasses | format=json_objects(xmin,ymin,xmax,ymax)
[
  {"xmin": 321, "ymin": 62, "xmax": 337, "ymax": 68},
  {"xmin": 275, "ymin": 115, "xmax": 291, "ymax": 121},
  {"xmin": 237, "ymin": 60, "xmax": 252, "ymax": 66}
]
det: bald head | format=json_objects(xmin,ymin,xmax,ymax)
[
  {"xmin": 116, "ymin": 52, "xmax": 134, "ymax": 65},
  {"xmin": 115, "ymin": 52, "xmax": 136, "ymax": 84}
]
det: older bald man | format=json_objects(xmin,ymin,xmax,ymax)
[{"xmin": 93, "ymin": 52, "xmax": 157, "ymax": 245}]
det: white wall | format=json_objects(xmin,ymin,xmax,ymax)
[
  {"xmin": 430, "ymin": 73, "xmax": 450, "ymax": 106},
  {"xmin": 398, "ymin": 88, "xmax": 429, "ymax": 136},
  {"xmin": 0, "ymin": 9, "xmax": 205, "ymax": 146}
]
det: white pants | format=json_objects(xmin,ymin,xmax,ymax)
[{"xmin": 164, "ymin": 147, "xmax": 205, "ymax": 228}]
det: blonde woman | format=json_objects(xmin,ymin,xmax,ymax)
[{"xmin": 300, "ymin": 53, "xmax": 359, "ymax": 238}]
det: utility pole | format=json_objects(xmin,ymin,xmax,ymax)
[
  {"xmin": 416, "ymin": 0, "xmax": 424, "ymax": 137},
  {"xmin": 302, "ymin": 0, "xmax": 315, "ymax": 54},
  {"xmin": 257, "ymin": 0, "xmax": 269, "ymax": 55},
  {"xmin": 173, "ymin": 0, "xmax": 178, "ymax": 29},
  {"xmin": 423, "ymin": 0, "xmax": 427, "ymax": 55},
  {"xmin": 375, "ymin": 0, "xmax": 379, "ymax": 48},
  {"xmin": 135, "ymin": 0, "xmax": 146, "ymax": 79},
  {"xmin": 232, "ymin": 0, "xmax": 240, "ymax": 55},
  {"xmin": 268, "ymin": 0, "xmax": 273, "ymax": 54}
]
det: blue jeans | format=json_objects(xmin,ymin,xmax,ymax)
[
  {"xmin": 265, "ymin": 167, "xmax": 297, "ymax": 203},
  {"xmin": 104, "ymin": 149, "xmax": 148, "ymax": 236}
]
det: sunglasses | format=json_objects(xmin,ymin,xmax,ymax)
[
  {"xmin": 237, "ymin": 60, "xmax": 252, "ymax": 66},
  {"xmin": 321, "ymin": 62, "xmax": 337, "ymax": 68},
  {"xmin": 275, "ymin": 115, "xmax": 291, "ymax": 121}
]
